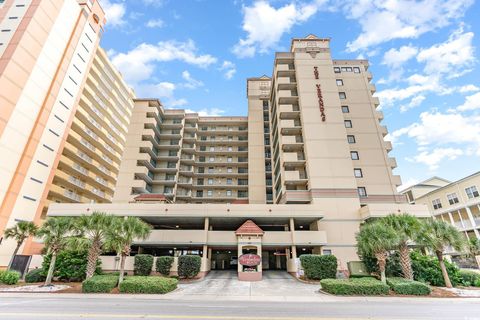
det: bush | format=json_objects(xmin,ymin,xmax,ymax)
[
  {"xmin": 178, "ymin": 255, "xmax": 201, "ymax": 278},
  {"xmin": 25, "ymin": 268, "xmax": 46, "ymax": 283},
  {"xmin": 459, "ymin": 270, "xmax": 480, "ymax": 287},
  {"xmin": 359, "ymin": 251, "xmax": 402, "ymax": 277},
  {"xmin": 475, "ymin": 279, "xmax": 480, "ymax": 287},
  {"xmin": 0, "ymin": 270, "xmax": 21, "ymax": 285},
  {"xmin": 320, "ymin": 277, "xmax": 389, "ymax": 295},
  {"xmin": 387, "ymin": 277, "xmax": 431, "ymax": 295},
  {"xmin": 410, "ymin": 251, "xmax": 462, "ymax": 287},
  {"xmin": 119, "ymin": 276, "xmax": 178, "ymax": 294},
  {"xmin": 82, "ymin": 275, "xmax": 118, "ymax": 293},
  {"xmin": 42, "ymin": 250, "xmax": 101, "ymax": 282},
  {"xmin": 134, "ymin": 254, "xmax": 154, "ymax": 276},
  {"xmin": 300, "ymin": 254, "xmax": 337, "ymax": 280},
  {"xmin": 156, "ymin": 256, "xmax": 174, "ymax": 276}
]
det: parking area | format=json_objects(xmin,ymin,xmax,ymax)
[{"xmin": 173, "ymin": 270, "xmax": 320, "ymax": 298}]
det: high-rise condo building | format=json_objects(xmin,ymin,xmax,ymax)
[{"xmin": 47, "ymin": 35, "xmax": 429, "ymax": 280}]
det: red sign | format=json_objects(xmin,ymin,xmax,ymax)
[
  {"xmin": 316, "ymin": 84, "xmax": 326, "ymax": 122},
  {"xmin": 239, "ymin": 254, "xmax": 261, "ymax": 266},
  {"xmin": 313, "ymin": 66, "xmax": 319, "ymax": 79}
]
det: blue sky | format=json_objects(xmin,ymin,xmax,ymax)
[{"xmin": 98, "ymin": 0, "xmax": 480, "ymax": 189}]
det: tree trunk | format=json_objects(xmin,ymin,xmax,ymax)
[
  {"xmin": 399, "ymin": 244, "xmax": 413, "ymax": 280},
  {"xmin": 118, "ymin": 254, "xmax": 126, "ymax": 284},
  {"xmin": 44, "ymin": 252, "xmax": 57, "ymax": 286},
  {"xmin": 375, "ymin": 252, "xmax": 387, "ymax": 284},
  {"xmin": 7, "ymin": 242, "xmax": 22, "ymax": 270},
  {"xmin": 86, "ymin": 243, "xmax": 100, "ymax": 279},
  {"xmin": 436, "ymin": 251, "xmax": 452, "ymax": 288}
]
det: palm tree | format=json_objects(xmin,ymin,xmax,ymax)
[
  {"xmin": 104, "ymin": 217, "xmax": 152, "ymax": 284},
  {"xmin": 70, "ymin": 212, "xmax": 116, "ymax": 279},
  {"xmin": 4, "ymin": 221, "xmax": 38, "ymax": 269},
  {"xmin": 356, "ymin": 221, "xmax": 398, "ymax": 283},
  {"xmin": 417, "ymin": 219, "xmax": 466, "ymax": 288},
  {"xmin": 381, "ymin": 214, "xmax": 421, "ymax": 280},
  {"xmin": 467, "ymin": 238, "xmax": 480, "ymax": 258},
  {"xmin": 37, "ymin": 217, "xmax": 74, "ymax": 286}
]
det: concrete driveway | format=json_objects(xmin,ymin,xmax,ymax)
[{"xmin": 172, "ymin": 270, "xmax": 320, "ymax": 299}]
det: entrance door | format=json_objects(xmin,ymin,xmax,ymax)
[
  {"xmin": 10, "ymin": 255, "xmax": 31, "ymax": 277},
  {"xmin": 211, "ymin": 249, "xmax": 237, "ymax": 270}
]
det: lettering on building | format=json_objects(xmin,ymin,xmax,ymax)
[
  {"xmin": 316, "ymin": 84, "xmax": 326, "ymax": 122},
  {"xmin": 313, "ymin": 66, "xmax": 319, "ymax": 79}
]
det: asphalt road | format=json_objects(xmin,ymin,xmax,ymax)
[{"xmin": 0, "ymin": 296, "xmax": 479, "ymax": 320}]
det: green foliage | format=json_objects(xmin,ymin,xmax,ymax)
[
  {"xmin": 0, "ymin": 270, "xmax": 21, "ymax": 285},
  {"xmin": 475, "ymin": 279, "xmax": 480, "ymax": 287},
  {"xmin": 4, "ymin": 221, "xmax": 38, "ymax": 244},
  {"xmin": 299, "ymin": 254, "xmax": 337, "ymax": 280},
  {"xmin": 41, "ymin": 250, "xmax": 101, "ymax": 282},
  {"xmin": 386, "ymin": 277, "xmax": 431, "ymax": 295},
  {"xmin": 320, "ymin": 277, "xmax": 389, "ymax": 295},
  {"xmin": 119, "ymin": 276, "xmax": 178, "ymax": 294},
  {"xmin": 410, "ymin": 251, "xmax": 462, "ymax": 287},
  {"xmin": 359, "ymin": 251, "xmax": 403, "ymax": 277},
  {"xmin": 134, "ymin": 254, "xmax": 154, "ymax": 276},
  {"xmin": 417, "ymin": 219, "xmax": 466, "ymax": 255},
  {"xmin": 82, "ymin": 275, "xmax": 118, "ymax": 293},
  {"xmin": 25, "ymin": 268, "xmax": 46, "ymax": 283},
  {"xmin": 156, "ymin": 256, "xmax": 174, "ymax": 276},
  {"xmin": 178, "ymin": 255, "xmax": 201, "ymax": 278},
  {"xmin": 458, "ymin": 270, "xmax": 480, "ymax": 287}
]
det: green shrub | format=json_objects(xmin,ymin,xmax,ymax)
[
  {"xmin": 42, "ymin": 250, "xmax": 101, "ymax": 282},
  {"xmin": 359, "ymin": 251, "xmax": 402, "ymax": 277},
  {"xmin": 410, "ymin": 251, "xmax": 462, "ymax": 287},
  {"xmin": 0, "ymin": 270, "xmax": 21, "ymax": 285},
  {"xmin": 156, "ymin": 256, "xmax": 174, "ymax": 276},
  {"xmin": 178, "ymin": 255, "xmax": 201, "ymax": 278},
  {"xmin": 300, "ymin": 254, "xmax": 337, "ymax": 280},
  {"xmin": 475, "ymin": 279, "xmax": 480, "ymax": 287},
  {"xmin": 119, "ymin": 276, "xmax": 178, "ymax": 294},
  {"xmin": 25, "ymin": 268, "xmax": 46, "ymax": 283},
  {"xmin": 459, "ymin": 270, "xmax": 480, "ymax": 287},
  {"xmin": 386, "ymin": 277, "xmax": 431, "ymax": 295},
  {"xmin": 82, "ymin": 275, "xmax": 118, "ymax": 293},
  {"xmin": 320, "ymin": 277, "xmax": 389, "ymax": 295},
  {"xmin": 134, "ymin": 254, "xmax": 154, "ymax": 276}
]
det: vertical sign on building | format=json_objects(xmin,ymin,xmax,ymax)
[{"xmin": 314, "ymin": 67, "xmax": 325, "ymax": 122}]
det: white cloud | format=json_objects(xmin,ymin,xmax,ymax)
[
  {"xmin": 232, "ymin": 0, "xmax": 327, "ymax": 57},
  {"xmin": 135, "ymin": 82, "xmax": 176, "ymax": 99},
  {"xmin": 407, "ymin": 148, "xmax": 464, "ymax": 170},
  {"xmin": 219, "ymin": 61, "xmax": 236, "ymax": 79},
  {"xmin": 111, "ymin": 40, "xmax": 217, "ymax": 84},
  {"xmin": 459, "ymin": 84, "xmax": 480, "ymax": 93},
  {"xmin": 457, "ymin": 91, "xmax": 480, "ymax": 111},
  {"xmin": 400, "ymin": 95, "xmax": 425, "ymax": 113},
  {"xmin": 382, "ymin": 45, "xmax": 418, "ymax": 68},
  {"xmin": 417, "ymin": 26, "xmax": 475, "ymax": 77},
  {"xmin": 181, "ymin": 71, "xmax": 203, "ymax": 89},
  {"xmin": 169, "ymin": 99, "xmax": 188, "ymax": 107},
  {"xmin": 99, "ymin": 0, "xmax": 126, "ymax": 27},
  {"xmin": 146, "ymin": 19, "xmax": 164, "ymax": 28},
  {"xmin": 345, "ymin": 0, "xmax": 474, "ymax": 52},
  {"xmin": 185, "ymin": 108, "xmax": 225, "ymax": 117}
]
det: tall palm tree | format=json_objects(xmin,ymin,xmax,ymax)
[
  {"xmin": 104, "ymin": 217, "xmax": 152, "ymax": 284},
  {"xmin": 37, "ymin": 217, "xmax": 74, "ymax": 286},
  {"xmin": 417, "ymin": 219, "xmax": 466, "ymax": 288},
  {"xmin": 70, "ymin": 212, "xmax": 116, "ymax": 279},
  {"xmin": 381, "ymin": 213, "xmax": 421, "ymax": 280},
  {"xmin": 467, "ymin": 238, "xmax": 480, "ymax": 258},
  {"xmin": 4, "ymin": 221, "xmax": 38, "ymax": 269},
  {"xmin": 356, "ymin": 221, "xmax": 398, "ymax": 283}
]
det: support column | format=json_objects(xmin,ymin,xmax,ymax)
[{"xmin": 465, "ymin": 206, "xmax": 480, "ymax": 238}]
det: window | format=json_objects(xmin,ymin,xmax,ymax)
[
  {"xmin": 339, "ymin": 92, "xmax": 346, "ymax": 99},
  {"xmin": 228, "ymin": 146, "xmax": 233, "ymax": 151},
  {"xmin": 465, "ymin": 186, "xmax": 479, "ymax": 199},
  {"xmin": 196, "ymin": 190, "xmax": 203, "ymax": 197},
  {"xmin": 336, "ymin": 79, "xmax": 343, "ymax": 86},
  {"xmin": 198, "ymin": 167, "xmax": 205, "ymax": 173},
  {"xmin": 432, "ymin": 199, "xmax": 442, "ymax": 210},
  {"xmin": 333, "ymin": 67, "xmax": 341, "ymax": 73},
  {"xmin": 351, "ymin": 151, "xmax": 359, "ymax": 160},
  {"xmin": 347, "ymin": 135, "xmax": 356, "ymax": 144},
  {"xmin": 323, "ymin": 249, "xmax": 332, "ymax": 255},
  {"xmin": 209, "ymin": 146, "xmax": 215, "ymax": 151},
  {"xmin": 341, "ymin": 67, "xmax": 353, "ymax": 72},
  {"xmin": 227, "ymin": 167, "xmax": 233, "ymax": 173},
  {"xmin": 208, "ymin": 178, "xmax": 214, "ymax": 185},
  {"xmin": 226, "ymin": 190, "xmax": 232, "ymax": 197},
  {"xmin": 447, "ymin": 193, "xmax": 459, "ymax": 205},
  {"xmin": 208, "ymin": 167, "xmax": 214, "ymax": 173},
  {"xmin": 341, "ymin": 106, "xmax": 350, "ymax": 113},
  {"xmin": 201, "ymin": 126, "xmax": 208, "ymax": 131},
  {"xmin": 228, "ymin": 136, "xmax": 233, "ymax": 141},
  {"xmin": 354, "ymin": 168, "xmax": 363, "ymax": 178},
  {"xmin": 357, "ymin": 187, "xmax": 367, "ymax": 197},
  {"xmin": 210, "ymin": 136, "xmax": 215, "ymax": 141},
  {"xmin": 227, "ymin": 178, "xmax": 232, "ymax": 185},
  {"xmin": 227, "ymin": 157, "xmax": 233, "ymax": 163},
  {"xmin": 207, "ymin": 190, "xmax": 213, "ymax": 197},
  {"xmin": 197, "ymin": 179, "xmax": 204, "ymax": 185},
  {"xmin": 353, "ymin": 67, "xmax": 361, "ymax": 73},
  {"xmin": 209, "ymin": 156, "xmax": 215, "ymax": 162},
  {"xmin": 344, "ymin": 120, "xmax": 352, "ymax": 128}
]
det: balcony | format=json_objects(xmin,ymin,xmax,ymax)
[
  {"xmin": 280, "ymin": 120, "xmax": 302, "ymax": 135},
  {"xmin": 284, "ymin": 170, "xmax": 308, "ymax": 185},
  {"xmin": 279, "ymin": 104, "xmax": 300, "ymax": 119},
  {"xmin": 283, "ymin": 152, "xmax": 305, "ymax": 166},
  {"xmin": 369, "ymin": 84, "xmax": 376, "ymax": 94},
  {"xmin": 136, "ymin": 230, "xmax": 207, "ymax": 245},
  {"xmin": 294, "ymin": 231, "xmax": 327, "ymax": 245},
  {"xmin": 392, "ymin": 175, "xmax": 402, "ymax": 186},
  {"xmin": 388, "ymin": 157, "xmax": 397, "ymax": 169},
  {"xmin": 359, "ymin": 203, "xmax": 430, "ymax": 220},
  {"xmin": 277, "ymin": 77, "xmax": 297, "ymax": 90},
  {"xmin": 278, "ymin": 90, "xmax": 298, "ymax": 104},
  {"xmin": 384, "ymin": 141, "xmax": 393, "ymax": 152},
  {"xmin": 379, "ymin": 125, "xmax": 388, "ymax": 137},
  {"xmin": 375, "ymin": 111, "xmax": 384, "ymax": 121}
]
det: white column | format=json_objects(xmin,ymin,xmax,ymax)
[{"xmin": 465, "ymin": 206, "xmax": 480, "ymax": 238}]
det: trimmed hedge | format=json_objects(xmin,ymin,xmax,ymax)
[
  {"xmin": 25, "ymin": 268, "xmax": 46, "ymax": 283},
  {"xmin": 156, "ymin": 256, "xmax": 174, "ymax": 276},
  {"xmin": 459, "ymin": 270, "xmax": 480, "ymax": 287},
  {"xmin": 42, "ymin": 250, "xmax": 101, "ymax": 281},
  {"xmin": 0, "ymin": 270, "xmax": 21, "ymax": 285},
  {"xmin": 320, "ymin": 277, "xmax": 389, "ymax": 295},
  {"xmin": 82, "ymin": 275, "xmax": 119, "ymax": 293},
  {"xmin": 134, "ymin": 254, "xmax": 154, "ymax": 276},
  {"xmin": 410, "ymin": 251, "xmax": 462, "ymax": 287},
  {"xmin": 386, "ymin": 277, "xmax": 431, "ymax": 295},
  {"xmin": 119, "ymin": 276, "xmax": 178, "ymax": 294},
  {"xmin": 300, "ymin": 254, "xmax": 337, "ymax": 280},
  {"xmin": 178, "ymin": 255, "xmax": 201, "ymax": 278}
]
